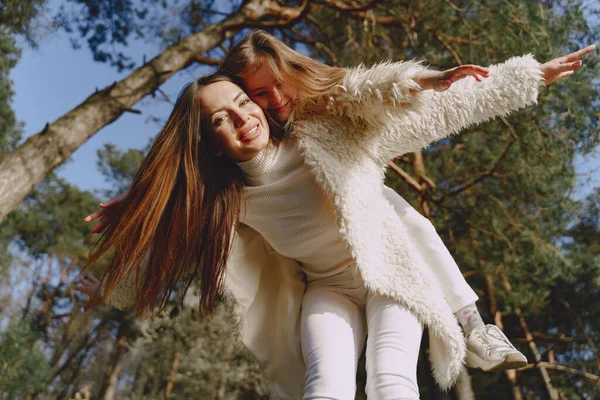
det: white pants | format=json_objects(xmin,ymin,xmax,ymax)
[
  {"xmin": 300, "ymin": 188, "xmax": 477, "ymax": 399},
  {"xmin": 301, "ymin": 272, "xmax": 423, "ymax": 400},
  {"xmin": 383, "ymin": 187, "xmax": 478, "ymax": 313}
]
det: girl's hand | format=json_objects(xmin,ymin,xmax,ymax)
[
  {"xmin": 84, "ymin": 190, "xmax": 129, "ymax": 234},
  {"xmin": 412, "ymin": 65, "xmax": 489, "ymax": 95},
  {"xmin": 74, "ymin": 274, "xmax": 102, "ymax": 311},
  {"xmin": 541, "ymin": 44, "xmax": 596, "ymax": 86}
]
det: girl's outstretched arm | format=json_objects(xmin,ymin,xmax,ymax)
[
  {"xmin": 329, "ymin": 60, "xmax": 489, "ymax": 114},
  {"xmin": 356, "ymin": 46, "xmax": 595, "ymax": 159}
]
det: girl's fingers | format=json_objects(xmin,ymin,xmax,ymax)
[
  {"xmin": 556, "ymin": 70, "xmax": 574, "ymax": 81},
  {"xmin": 457, "ymin": 65, "xmax": 488, "ymax": 74},
  {"xmin": 556, "ymin": 60, "xmax": 582, "ymax": 73},
  {"xmin": 562, "ymin": 44, "xmax": 596, "ymax": 63}
]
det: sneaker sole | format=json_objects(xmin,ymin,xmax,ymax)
[{"xmin": 465, "ymin": 350, "xmax": 528, "ymax": 372}]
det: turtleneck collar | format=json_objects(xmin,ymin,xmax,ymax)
[{"xmin": 235, "ymin": 138, "xmax": 303, "ymax": 187}]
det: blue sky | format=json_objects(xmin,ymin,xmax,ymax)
[
  {"xmin": 9, "ymin": 13, "xmax": 599, "ymax": 201},
  {"xmin": 10, "ymin": 27, "xmax": 215, "ymax": 194}
]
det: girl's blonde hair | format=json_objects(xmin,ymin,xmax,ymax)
[{"xmin": 221, "ymin": 30, "xmax": 346, "ymax": 99}]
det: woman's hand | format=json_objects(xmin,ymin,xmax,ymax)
[
  {"xmin": 541, "ymin": 44, "xmax": 596, "ymax": 86},
  {"xmin": 412, "ymin": 65, "xmax": 489, "ymax": 95},
  {"xmin": 74, "ymin": 274, "xmax": 102, "ymax": 311},
  {"xmin": 84, "ymin": 190, "xmax": 129, "ymax": 234}
]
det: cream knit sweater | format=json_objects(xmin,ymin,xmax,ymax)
[{"xmin": 236, "ymin": 138, "xmax": 354, "ymax": 282}]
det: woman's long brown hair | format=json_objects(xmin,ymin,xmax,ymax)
[{"xmin": 85, "ymin": 73, "xmax": 246, "ymax": 317}]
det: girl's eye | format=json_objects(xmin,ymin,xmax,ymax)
[
  {"xmin": 255, "ymin": 91, "xmax": 266, "ymax": 97},
  {"xmin": 240, "ymin": 98, "xmax": 251, "ymax": 106}
]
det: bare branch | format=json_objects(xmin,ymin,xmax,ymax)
[
  {"xmin": 441, "ymin": 137, "xmax": 517, "ymax": 198},
  {"xmin": 319, "ymin": 0, "xmax": 409, "ymax": 25},
  {"xmin": 518, "ymin": 362, "xmax": 600, "ymax": 382},
  {"xmin": 242, "ymin": 0, "xmax": 311, "ymax": 28},
  {"xmin": 434, "ymin": 30, "xmax": 463, "ymax": 65},
  {"xmin": 503, "ymin": 275, "xmax": 560, "ymax": 400},
  {"xmin": 319, "ymin": 0, "xmax": 381, "ymax": 12},
  {"xmin": 387, "ymin": 161, "xmax": 423, "ymax": 193}
]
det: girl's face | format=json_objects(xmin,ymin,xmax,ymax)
[
  {"xmin": 243, "ymin": 64, "xmax": 298, "ymax": 123},
  {"xmin": 200, "ymin": 81, "xmax": 270, "ymax": 162}
]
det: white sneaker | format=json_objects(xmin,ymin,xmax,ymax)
[{"xmin": 465, "ymin": 325, "xmax": 528, "ymax": 372}]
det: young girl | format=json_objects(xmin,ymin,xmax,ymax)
[{"xmin": 79, "ymin": 33, "xmax": 594, "ymax": 398}]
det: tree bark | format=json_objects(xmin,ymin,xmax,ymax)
[
  {"xmin": 455, "ymin": 368, "xmax": 476, "ymax": 400},
  {"xmin": 97, "ymin": 314, "xmax": 128, "ymax": 400},
  {"xmin": 0, "ymin": 0, "xmax": 285, "ymax": 222}
]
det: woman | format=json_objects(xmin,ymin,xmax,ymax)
[{"xmin": 79, "ymin": 36, "xmax": 594, "ymax": 398}]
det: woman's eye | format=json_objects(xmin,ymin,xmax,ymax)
[
  {"xmin": 240, "ymin": 99, "xmax": 250, "ymax": 106},
  {"xmin": 213, "ymin": 116, "xmax": 226, "ymax": 126},
  {"xmin": 255, "ymin": 91, "xmax": 266, "ymax": 97}
]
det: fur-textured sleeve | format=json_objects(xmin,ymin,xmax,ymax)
[
  {"xmin": 370, "ymin": 54, "xmax": 544, "ymax": 160},
  {"xmin": 330, "ymin": 60, "xmax": 426, "ymax": 113}
]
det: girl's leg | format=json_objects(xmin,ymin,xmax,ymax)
[
  {"xmin": 301, "ymin": 286, "xmax": 366, "ymax": 400},
  {"xmin": 365, "ymin": 292, "xmax": 423, "ymax": 400},
  {"xmin": 383, "ymin": 186, "xmax": 478, "ymax": 312},
  {"xmin": 383, "ymin": 187, "xmax": 527, "ymax": 371}
]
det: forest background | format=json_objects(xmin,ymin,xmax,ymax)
[{"xmin": 0, "ymin": 0, "xmax": 599, "ymax": 399}]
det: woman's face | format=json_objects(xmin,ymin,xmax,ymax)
[
  {"xmin": 243, "ymin": 64, "xmax": 298, "ymax": 123},
  {"xmin": 200, "ymin": 81, "xmax": 270, "ymax": 162}
]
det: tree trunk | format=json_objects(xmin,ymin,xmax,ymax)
[
  {"xmin": 102, "ymin": 362, "xmax": 122, "ymax": 400},
  {"xmin": 0, "ymin": 0, "xmax": 284, "ymax": 222},
  {"xmin": 96, "ymin": 314, "xmax": 128, "ymax": 400},
  {"xmin": 455, "ymin": 368, "xmax": 476, "ymax": 400}
]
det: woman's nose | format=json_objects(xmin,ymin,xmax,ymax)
[{"xmin": 232, "ymin": 110, "xmax": 248, "ymax": 127}]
